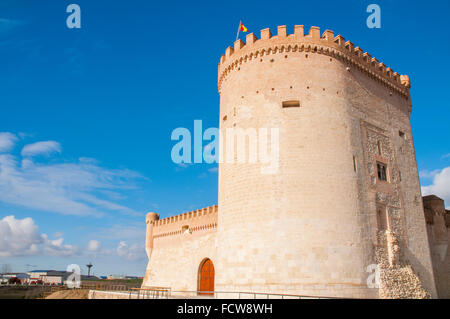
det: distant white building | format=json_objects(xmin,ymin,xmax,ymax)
[
  {"xmin": 41, "ymin": 271, "xmax": 68, "ymax": 285},
  {"xmin": 25, "ymin": 270, "xmax": 99, "ymax": 285},
  {"xmin": 107, "ymin": 274, "xmax": 125, "ymax": 280},
  {"xmin": 27, "ymin": 270, "xmax": 52, "ymax": 283},
  {"xmin": 1, "ymin": 273, "xmax": 30, "ymax": 284}
]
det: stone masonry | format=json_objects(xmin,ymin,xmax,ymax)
[{"xmin": 142, "ymin": 25, "xmax": 443, "ymax": 298}]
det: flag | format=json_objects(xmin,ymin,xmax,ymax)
[
  {"xmin": 236, "ymin": 21, "xmax": 249, "ymax": 41},
  {"xmin": 239, "ymin": 22, "xmax": 248, "ymax": 33}
]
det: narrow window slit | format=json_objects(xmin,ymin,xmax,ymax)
[
  {"xmin": 377, "ymin": 162, "xmax": 388, "ymax": 181},
  {"xmin": 282, "ymin": 100, "xmax": 300, "ymax": 108}
]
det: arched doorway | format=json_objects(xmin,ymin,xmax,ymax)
[{"xmin": 198, "ymin": 258, "xmax": 215, "ymax": 296}]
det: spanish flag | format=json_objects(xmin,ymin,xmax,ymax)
[
  {"xmin": 239, "ymin": 22, "xmax": 248, "ymax": 33},
  {"xmin": 236, "ymin": 21, "xmax": 249, "ymax": 41}
]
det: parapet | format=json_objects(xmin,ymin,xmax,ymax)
[
  {"xmin": 423, "ymin": 195, "xmax": 450, "ymax": 226},
  {"xmin": 146, "ymin": 212, "xmax": 160, "ymax": 224},
  {"xmin": 151, "ymin": 205, "xmax": 218, "ymax": 239},
  {"xmin": 218, "ymin": 25, "xmax": 410, "ymax": 98}
]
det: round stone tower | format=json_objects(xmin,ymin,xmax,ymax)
[{"xmin": 215, "ymin": 25, "xmax": 437, "ymax": 298}]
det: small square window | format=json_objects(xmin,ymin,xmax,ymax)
[
  {"xmin": 282, "ymin": 100, "xmax": 300, "ymax": 108},
  {"xmin": 377, "ymin": 162, "xmax": 388, "ymax": 181},
  {"xmin": 399, "ymin": 131, "xmax": 405, "ymax": 139}
]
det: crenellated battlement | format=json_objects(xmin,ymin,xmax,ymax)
[
  {"xmin": 153, "ymin": 205, "xmax": 217, "ymax": 227},
  {"xmin": 151, "ymin": 205, "xmax": 218, "ymax": 239},
  {"xmin": 144, "ymin": 24, "xmax": 439, "ymax": 297},
  {"xmin": 218, "ymin": 25, "xmax": 410, "ymax": 97}
]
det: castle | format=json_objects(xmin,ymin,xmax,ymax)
[{"xmin": 142, "ymin": 25, "xmax": 449, "ymax": 298}]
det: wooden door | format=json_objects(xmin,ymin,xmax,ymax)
[{"xmin": 199, "ymin": 259, "xmax": 215, "ymax": 295}]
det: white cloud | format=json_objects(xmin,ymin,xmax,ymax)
[
  {"xmin": 117, "ymin": 241, "xmax": 144, "ymax": 261},
  {"xmin": 21, "ymin": 141, "xmax": 61, "ymax": 157},
  {"xmin": 442, "ymin": 153, "xmax": 450, "ymax": 159},
  {"xmin": 419, "ymin": 169, "xmax": 440, "ymax": 179},
  {"xmin": 0, "ymin": 132, "xmax": 18, "ymax": 152},
  {"xmin": 87, "ymin": 240, "xmax": 101, "ymax": 252},
  {"xmin": 41, "ymin": 234, "xmax": 79, "ymax": 257},
  {"xmin": 0, "ymin": 215, "xmax": 78, "ymax": 257},
  {"xmin": 85, "ymin": 239, "xmax": 111, "ymax": 257},
  {"xmin": 0, "ymin": 135, "xmax": 144, "ymax": 216},
  {"xmin": 422, "ymin": 167, "xmax": 450, "ymax": 209}
]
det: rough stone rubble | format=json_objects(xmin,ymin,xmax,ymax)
[{"xmin": 376, "ymin": 231, "xmax": 430, "ymax": 299}]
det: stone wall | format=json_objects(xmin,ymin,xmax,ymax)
[
  {"xmin": 216, "ymin": 25, "xmax": 436, "ymax": 298},
  {"xmin": 376, "ymin": 231, "xmax": 430, "ymax": 299},
  {"xmin": 423, "ymin": 195, "xmax": 449, "ymax": 298},
  {"xmin": 142, "ymin": 206, "xmax": 218, "ymax": 292},
  {"xmin": 141, "ymin": 24, "xmax": 439, "ymax": 299}
]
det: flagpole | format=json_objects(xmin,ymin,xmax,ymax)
[{"xmin": 235, "ymin": 20, "xmax": 241, "ymax": 41}]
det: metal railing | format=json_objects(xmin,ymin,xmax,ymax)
[
  {"xmin": 169, "ymin": 290, "xmax": 336, "ymax": 299},
  {"xmin": 92, "ymin": 287, "xmax": 337, "ymax": 299},
  {"xmin": 80, "ymin": 283, "xmax": 136, "ymax": 291},
  {"xmin": 129, "ymin": 287, "xmax": 171, "ymax": 299}
]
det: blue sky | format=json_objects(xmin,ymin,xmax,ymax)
[{"xmin": 0, "ymin": 0, "xmax": 449, "ymax": 276}]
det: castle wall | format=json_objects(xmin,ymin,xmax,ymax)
[
  {"xmin": 423, "ymin": 196, "xmax": 450, "ymax": 298},
  {"xmin": 142, "ymin": 206, "xmax": 218, "ymax": 292},
  {"xmin": 141, "ymin": 25, "xmax": 439, "ymax": 299},
  {"xmin": 348, "ymin": 63, "xmax": 437, "ymax": 297},
  {"xmin": 216, "ymin": 25, "xmax": 437, "ymax": 298}
]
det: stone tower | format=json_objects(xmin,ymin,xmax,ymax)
[{"xmin": 215, "ymin": 25, "xmax": 437, "ymax": 298}]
